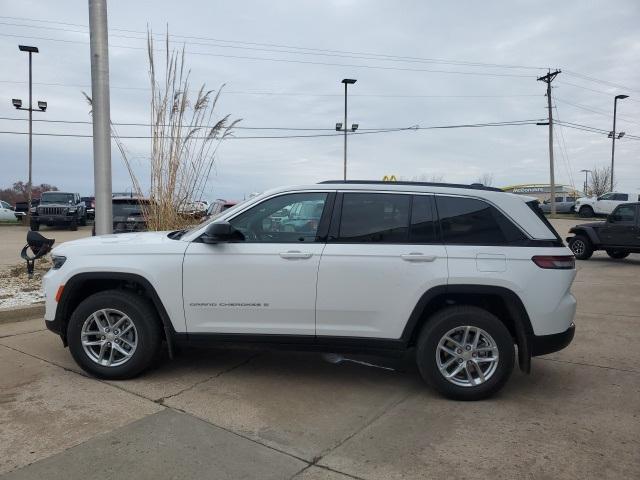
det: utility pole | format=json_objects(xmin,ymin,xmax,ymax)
[
  {"xmin": 580, "ymin": 169, "xmax": 591, "ymax": 196},
  {"xmin": 88, "ymin": 0, "xmax": 113, "ymax": 234},
  {"xmin": 537, "ymin": 69, "xmax": 561, "ymax": 215}
]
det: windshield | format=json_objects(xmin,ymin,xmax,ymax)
[
  {"xmin": 113, "ymin": 200, "xmax": 146, "ymax": 217},
  {"xmin": 41, "ymin": 193, "xmax": 74, "ymax": 204}
]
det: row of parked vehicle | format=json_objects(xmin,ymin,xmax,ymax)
[
  {"xmin": 539, "ymin": 191, "xmax": 640, "ymax": 217},
  {"xmin": 1, "ymin": 191, "xmax": 240, "ymax": 232}
]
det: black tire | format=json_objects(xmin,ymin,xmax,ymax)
[
  {"xmin": 30, "ymin": 222, "xmax": 39, "ymax": 231},
  {"xmin": 67, "ymin": 290, "xmax": 162, "ymax": 379},
  {"xmin": 79, "ymin": 215, "xmax": 87, "ymax": 227},
  {"xmin": 69, "ymin": 220, "xmax": 78, "ymax": 231},
  {"xmin": 606, "ymin": 250, "xmax": 630, "ymax": 259},
  {"xmin": 578, "ymin": 206, "xmax": 594, "ymax": 218},
  {"xmin": 416, "ymin": 306, "xmax": 515, "ymax": 401},
  {"xmin": 569, "ymin": 235, "xmax": 593, "ymax": 260}
]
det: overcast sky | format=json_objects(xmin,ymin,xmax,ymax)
[{"xmin": 1, "ymin": 0, "xmax": 639, "ymax": 200}]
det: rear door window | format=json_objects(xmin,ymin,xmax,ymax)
[
  {"xmin": 435, "ymin": 196, "xmax": 526, "ymax": 245},
  {"xmin": 337, "ymin": 193, "xmax": 410, "ymax": 243}
]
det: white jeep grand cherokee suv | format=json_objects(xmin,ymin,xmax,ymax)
[{"xmin": 43, "ymin": 181, "xmax": 576, "ymax": 400}]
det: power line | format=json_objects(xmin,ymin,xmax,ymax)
[
  {"xmin": 0, "ymin": 15, "xmax": 547, "ymax": 71},
  {"xmin": 563, "ymin": 70, "xmax": 640, "ymax": 95},
  {"xmin": 554, "ymin": 97, "xmax": 640, "ymax": 126},
  {"xmin": 0, "ymin": 80, "xmax": 542, "ymax": 98},
  {"xmin": 0, "ymin": 116, "xmax": 544, "ymax": 131},
  {"xmin": 0, "ymin": 32, "xmax": 537, "ymax": 78},
  {"xmin": 0, "ymin": 119, "xmax": 544, "ymax": 140},
  {"xmin": 556, "ymin": 80, "xmax": 640, "ymax": 103},
  {"xmin": 555, "ymin": 120, "xmax": 640, "ymax": 140},
  {"xmin": 0, "ymin": 21, "xmax": 548, "ymax": 70},
  {"xmin": 551, "ymin": 99, "xmax": 576, "ymax": 188}
]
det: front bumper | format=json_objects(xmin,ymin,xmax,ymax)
[
  {"xmin": 529, "ymin": 323, "xmax": 575, "ymax": 356},
  {"xmin": 45, "ymin": 316, "xmax": 63, "ymax": 336}
]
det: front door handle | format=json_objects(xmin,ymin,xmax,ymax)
[
  {"xmin": 400, "ymin": 253, "xmax": 437, "ymax": 262},
  {"xmin": 280, "ymin": 251, "xmax": 313, "ymax": 259}
]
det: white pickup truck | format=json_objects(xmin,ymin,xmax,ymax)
[{"xmin": 574, "ymin": 192, "xmax": 640, "ymax": 217}]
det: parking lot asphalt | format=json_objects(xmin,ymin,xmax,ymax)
[
  {"xmin": 0, "ymin": 224, "xmax": 92, "ymax": 268},
  {"xmin": 1, "ymin": 219, "xmax": 639, "ymax": 479}
]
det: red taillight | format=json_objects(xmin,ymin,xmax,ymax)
[{"xmin": 532, "ymin": 255, "xmax": 575, "ymax": 269}]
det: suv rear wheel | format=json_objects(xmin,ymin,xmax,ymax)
[
  {"xmin": 67, "ymin": 290, "xmax": 162, "ymax": 379},
  {"xmin": 569, "ymin": 235, "xmax": 593, "ymax": 260},
  {"xmin": 416, "ymin": 306, "xmax": 515, "ymax": 401}
]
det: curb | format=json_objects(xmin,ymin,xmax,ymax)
[{"xmin": 0, "ymin": 303, "xmax": 45, "ymax": 325}]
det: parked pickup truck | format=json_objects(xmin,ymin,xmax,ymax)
[
  {"xmin": 14, "ymin": 199, "xmax": 39, "ymax": 220},
  {"xmin": 31, "ymin": 191, "xmax": 87, "ymax": 231},
  {"xmin": 574, "ymin": 192, "xmax": 640, "ymax": 217}
]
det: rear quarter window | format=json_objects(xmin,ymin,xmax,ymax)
[{"xmin": 435, "ymin": 196, "xmax": 526, "ymax": 245}]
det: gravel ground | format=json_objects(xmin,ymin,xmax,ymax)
[{"xmin": 0, "ymin": 257, "xmax": 50, "ymax": 309}]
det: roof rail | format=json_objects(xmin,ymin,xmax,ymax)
[{"xmin": 317, "ymin": 180, "xmax": 504, "ymax": 192}]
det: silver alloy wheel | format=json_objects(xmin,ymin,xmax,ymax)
[
  {"xmin": 571, "ymin": 239, "xmax": 586, "ymax": 256},
  {"xmin": 81, "ymin": 308, "xmax": 138, "ymax": 367},
  {"xmin": 436, "ymin": 326, "xmax": 499, "ymax": 387}
]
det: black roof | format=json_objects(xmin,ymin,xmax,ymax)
[{"xmin": 318, "ymin": 180, "xmax": 503, "ymax": 192}]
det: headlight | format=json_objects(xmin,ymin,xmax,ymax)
[
  {"xmin": 30, "ymin": 206, "xmax": 37, "ymax": 212},
  {"xmin": 68, "ymin": 207, "xmax": 77, "ymax": 213},
  {"xmin": 52, "ymin": 255, "xmax": 67, "ymax": 269}
]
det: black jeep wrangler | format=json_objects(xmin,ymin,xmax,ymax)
[
  {"xmin": 31, "ymin": 191, "xmax": 87, "ymax": 231},
  {"xmin": 567, "ymin": 202, "xmax": 640, "ymax": 260}
]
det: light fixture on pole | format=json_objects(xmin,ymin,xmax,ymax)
[
  {"xmin": 610, "ymin": 94, "xmax": 629, "ymax": 191},
  {"xmin": 13, "ymin": 45, "xmax": 47, "ymax": 225},
  {"xmin": 580, "ymin": 169, "xmax": 592, "ymax": 196},
  {"xmin": 337, "ymin": 78, "xmax": 357, "ymax": 181}
]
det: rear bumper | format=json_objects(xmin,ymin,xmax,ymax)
[{"xmin": 529, "ymin": 323, "xmax": 575, "ymax": 356}]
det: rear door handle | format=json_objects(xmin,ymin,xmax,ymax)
[
  {"xmin": 280, "ymin": 251, "xmax": 313, "ymax": 259},
  {"xmin": 400, "ymin": 253, "xmax": 437, "ymax": 262}
]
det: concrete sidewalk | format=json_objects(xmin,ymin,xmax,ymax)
[{"xmin": 1, "ymin": 221, "xmax": 639, "ymax": 479}]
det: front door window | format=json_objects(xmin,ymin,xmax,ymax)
[{"xmin": 229, "ymin": 192, "xmax": 328, "ymax": 243}]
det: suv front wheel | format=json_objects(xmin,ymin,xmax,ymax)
[
  {"xmin": 416, "ymin": 306, "xmax": 515, "ymax": 400},
  {"xmin": 67, "ymin": 290, "xmax": 162, "ymax": 379},
  {"xmin": 578, "ymin": 205, "xmax": 594, "ymax": 218},
  {"xmin": 569, "ymin": 235, "xmax": 593, "ymax": 260}
]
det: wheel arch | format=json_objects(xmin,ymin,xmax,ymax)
[
  {"xmin": 402, "ymin": 285, "xmax": 533, "ymax": 373},
  {"xmin": 55, "ymin": 272, "xmax": 177, "ymax": 357},
  {"xmin": 570, "ymin": 227, "xmax": 599, "ymax": 245}
]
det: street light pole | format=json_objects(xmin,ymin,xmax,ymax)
[
  {"xmin": 610, "ymin": 94, "xmax": 629, "ymax": 191},
  {"xmin": 340, "ymin": 78, "xmax": 356, "ymax": 181},
  {"xmin": 27, "ymin": 49, "xmax": 33, "ymax": 223},
  {"xmin": 89, "ymin": 0, "xmax": 113, "ymax": 234},
  {"xmin": 14, "ymin": 45, "xmax": 46, "ymax": 226}
]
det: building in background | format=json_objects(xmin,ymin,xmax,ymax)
[{"xmin": 501, "ymin": 184, "xmax": 583, "ymax": 202}]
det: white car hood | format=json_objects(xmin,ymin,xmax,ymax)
[{"xmin": 52, "ymin": 231, "xmax": 188, "ymax": 256}]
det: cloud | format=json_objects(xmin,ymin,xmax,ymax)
[{"xmin": 0, "ymin": 0, "xmax": 638, "ymax": 200}]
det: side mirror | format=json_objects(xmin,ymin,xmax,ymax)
[
  {"xmin": 202, "ymin": 221, "xmax": 235, "ymax": 244},
  {"xmin": 597, "ymin": 196, "xmax": 602, "ymax": 201}
]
